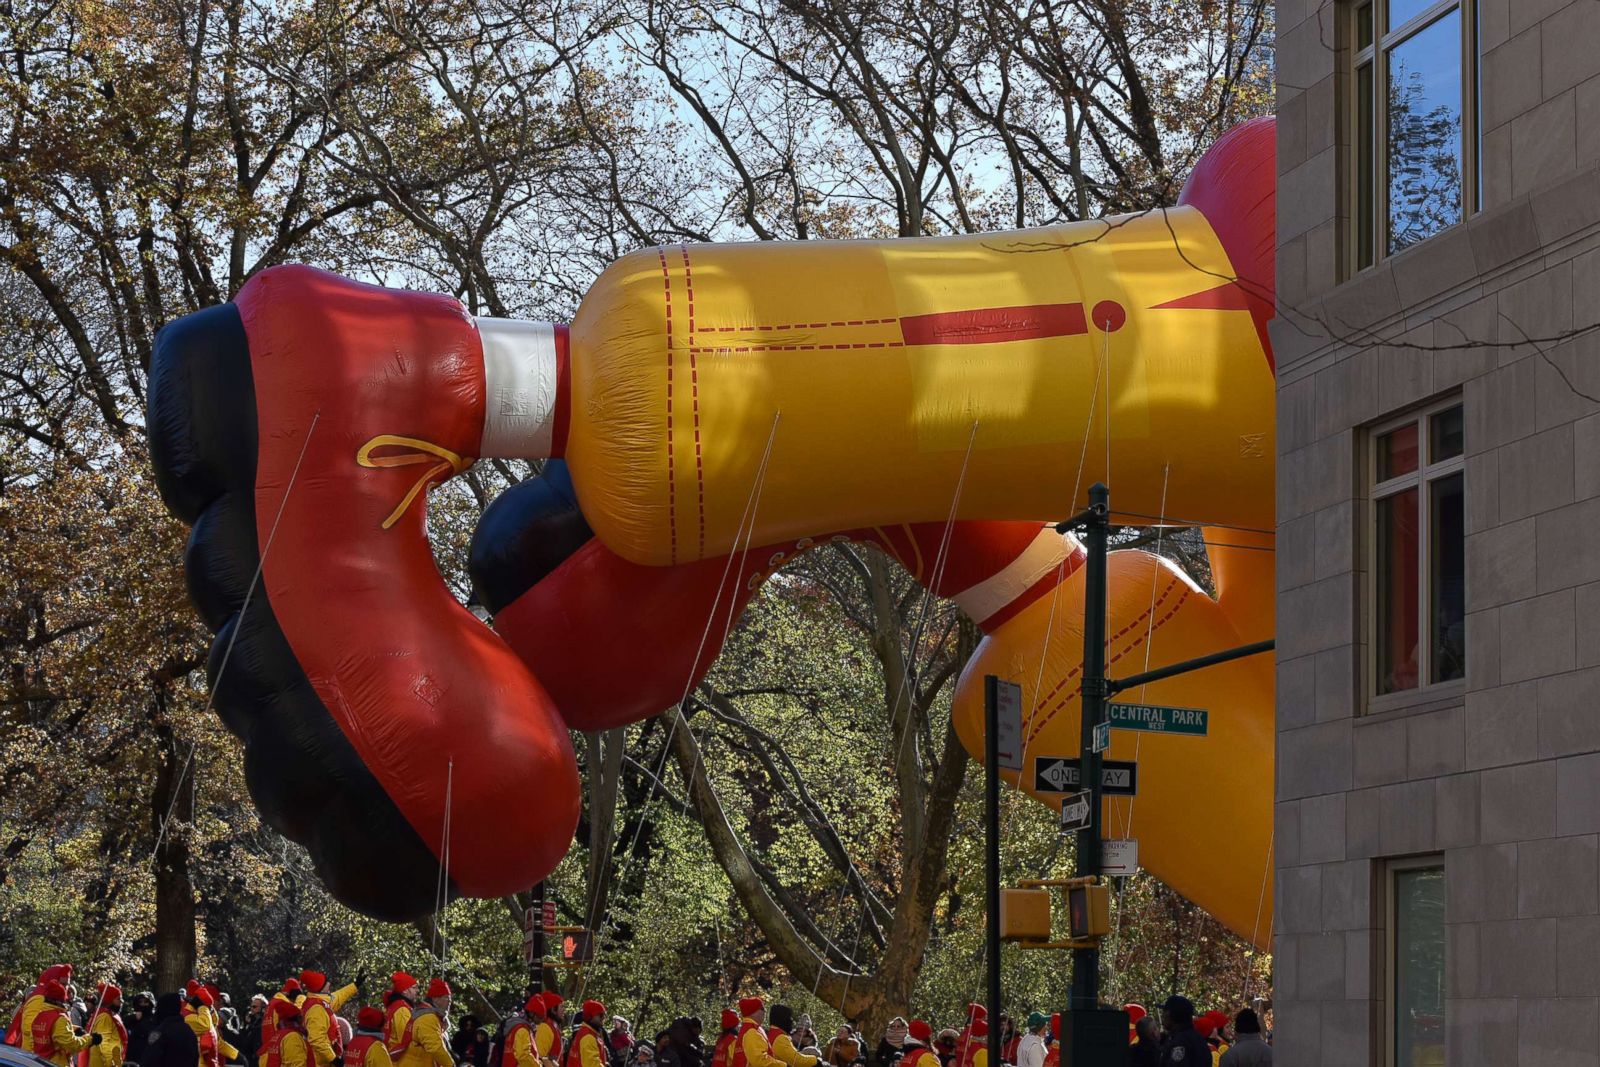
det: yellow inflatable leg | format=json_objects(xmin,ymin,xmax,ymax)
[{"xmin": 950, "ymin": 542, "xmax": 1275, "ymax": 948}]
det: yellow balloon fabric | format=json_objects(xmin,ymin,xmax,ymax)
[
  {"xmin": 949, "ymin": 533, "xmax": 1276, "ymax": 948},
  {"xmin": 565, "ymin": 206, "xmax": 1275, "ymax": 566}
]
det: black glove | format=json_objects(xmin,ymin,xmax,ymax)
[
  {"xmin": 92, "ymin": 1034, "xmax": 104, "ymax": 1046},
  {"xmin": 355, "ymin": 970, "xmax": 368, "ymax": 990},
  {"xmin": 332, "ymin": 1057, "xmax": 344, "ymax": 1067}
]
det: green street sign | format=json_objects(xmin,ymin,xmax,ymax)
[
  {"xmin": 1107, "ymin": 702, "xmax": 1209, "ymax": 736},
  {"xmin": 1092, "ymin": 720, "xmax": 1111, "ymax": 754}
]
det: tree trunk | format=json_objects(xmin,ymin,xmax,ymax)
[{"xmin": 151, "ymin": 712, "xmax": 197, "ymax": 990}]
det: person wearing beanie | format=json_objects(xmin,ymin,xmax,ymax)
[
  {"xmin": 1157, "ymin": 997, "xmax": 1208, "ymax": 1067},
  {"xmin": 498, "ymin": 997, "xmax": 544, "ymax": 1067},
  {"xmin": 23, "ymin": 980, "xmax": 97, "ymax": 1066},
  {"xmin": 182, "ymin": 983, "xmax": 237, "ymax": 1067},
  {"xmin": 561, "ymin": 1003, "xmax": 605, "ymax": 1067},
  {"xmin": 764, "ymin": 1007, "xmax": 817, "ymax": 1067},
  {"xmin": 731, "ymin": 999, "xmax": 783, "ymax": 1067},
  {"xmin": 710, "ymin": 1011, "xmax": 740, "ymax": 1067},
  {"xmin": 872, "ymin": 1019, "xmax": 907, "ymax": 1067},
  {"xmin": 346, "ymin": 1008, "xmax": 395, "ymax": 1067},
  {"xmin": 530, "ymin": 995, "xmax": 563, "ymax": 1067},
  {"xmin": 6, "ymin": 964, "xmax": 74, "ymax": 1049},
  {"xmin": 1215, "ymin": 1010, "xmax": 1268, "ymax": 1067},
  {"xmin": 950, "ymin": 1008, "xmax": 984, "ymax": 1067},
  {"xmin": 898, "ymin": 1023, "xmax": 936, "ymax": 1067},
  {"xmin": 394, "ymin": 982, "xmax": 453, "ymax": 1067},
  {"xmin": 299, "ymin": 971, "xmax": 362, "ymax": 1067},
  {"xmin": 261, "ymin": 1002, "xmax": 309, "ymax": 1067},
  {"xmin": 384, "ymin": 975, "xmax": 421, "ymax": 1054},
  {"xmin": 1013, "ymin": 1014, "xmax": 1046, "ymax": 1067},
  {"xmin": 80, "ymin": 984, "xmax": 126, "ymax": 1067}
]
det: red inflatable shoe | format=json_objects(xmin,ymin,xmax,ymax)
[{"xmin": 148, "ymin": 265, "xmax": 579, "ymax": 919}]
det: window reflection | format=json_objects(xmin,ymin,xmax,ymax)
[
  {"xmin": 1387, "ymin": 12, "xmax": 1463, "ymax": 253},
  {"xmin": 1394, "ymin": 867, "xmax": 1446, "ymax": 1067}
]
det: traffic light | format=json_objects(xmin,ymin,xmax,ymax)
[
  {"xmin": 1000, "ymin": 888, "xmax": 1053, "ymax": 943},
  {"xmin": 1067, "ymin": 883, "xmax": 1111, "ymax": 938}
]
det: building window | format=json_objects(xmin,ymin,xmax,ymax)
[
  {"xmin": 1368, "ymin": 399, "xmax": 1464, "ymax": 699},
  {"xmin": 1387, "ymin": 859, "xmax": 1445, "ymax": 1067},
  {"xmin": 1350, "ymin": 0, "xmax": 1479, "ymax": 271}
]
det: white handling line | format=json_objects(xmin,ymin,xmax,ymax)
[
  {"xmin": 1009, "ymin": 332, "xmax": 1110, "ymax": 847},
  {"xmin": 1104, "ymin": 461, "xmax": 1170, "ymax": 1003},
  {"xmin": 151, "ymin": 410, "xmax": 322, "ymax": 864},
  {"xmin": 1242, "ymin": 830, "xmax": 1274, "ymax": 1002},
  {"xmin": 579, "ymin": 412, "xmax": 782, "ymax": 993},
  {"xmin": 434, "ymin": 756, "xmax": 455, "ymax": 963},
  {"xmin": 889, "ymin": 419, "xmax": 981, "ymax": 774}
]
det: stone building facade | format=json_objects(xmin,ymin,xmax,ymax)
[{"xmin": 1273, "ymin": 0, "xmax": 1600, "ymax": 1063}]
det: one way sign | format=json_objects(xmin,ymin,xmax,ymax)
[
  {"xmin": 1060, "ymin": 790, "xmax": 1093, "ymax": 832},
  {"xmin": 1033, "ymin": 756, "xmax": 1138, "ymax": 796}
]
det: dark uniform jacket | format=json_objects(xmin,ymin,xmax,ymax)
[{"xmin": 1157, "ymin": 1026, "xmax": 1211, "ymax": 1067}]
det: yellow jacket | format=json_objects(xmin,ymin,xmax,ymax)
[
  {"xmin": 32, "ymin": 1010, "xmax": 93, "ymax": 1067},
  {"xmin": 302, "ymin": 988, "xmax": 356, "ymax": 1067},
  {"xmin": 16, "ymin": 997, "xmax": 48, "ymax": 1056},
  {"xmin": 532, "ymin": 1022, "xmax": 560, "ymax": 1067},
  {"xmin": 905, "ymin": 1051, "xmax": 939, "ymax": 1067},
  {"xmin": 86, "ymin": 1013, "xmax": 126, "ymax": 1067},
  {"xmin": 201, "ymin": 1005, "xmax": 241, "ymax": 1063},
  {"xmin": 262, "ymin": 1031, "xmax": 310, "ymax": 1067},
  {"xmin": 386, "ymin": 1005, "xmax": 413, "ymax": 1053},
  {"xmin": 396, "ymin": 1008, "xmax": 453, "ymax": 1067},
  {"xmin": 769, "ymin": 1032, "xmax": 818, "ymax": 1067},
  {"xmin": 507, "ymin": 1023, "xmax": 538, "ymax": 1067},
  {"xmin": 567, "ymin": 1026, "xmax": 603, "ymax": 1067},
  {"xmin": 738, "ymin": 1024, "xmax": 785, "ymax": 1067}
]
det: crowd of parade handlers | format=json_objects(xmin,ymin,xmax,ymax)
[{"xmin": 5, "ymin": 965, "xmax": 1269, "ymax": 1067}]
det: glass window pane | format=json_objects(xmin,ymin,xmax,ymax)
[
  {"xmin": 1377, "ymin": 487, "xmax": 1420, "ymax": 694},
  {"xmin": 1388, "ymin": 0, "xmax": 1444, "ymax": 33},
  {"xmin": 1430, "ymin": 404, "xmax": 1463, "ymax": 461},
  {"xmin": 1378, "ymin": 421, "xmax": 1420, "ymax": 480},
  {"xmin": 1387, "ymin": 11, "xmax": 1464, "ymax": 254},
  {"xmin": 1430, "ymin": 472, "xmax": 1465, "ymax": 683},
  {"xmin": 1358, "ymin": 61, "xmax": 1376, "ymax": 270},
  {"xmin": 1394, "ymin": 867, "xmax": 1446, "ymax": 1067},
  {"xmin": 1358, "ymin": 2, "xmax": 1374, "ymax": 48}
]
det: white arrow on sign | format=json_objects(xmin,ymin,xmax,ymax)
[{"xmin": 1060, "ymin": 790, "xmax": 1092, "ymax": 832}]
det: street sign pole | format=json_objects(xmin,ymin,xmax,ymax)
[
  {"xmin": 1072, "ymin": 483, "xmax": 1110, "ymax": 1012},
  {"xmin": 530, "ymin": 880, "xmax": 546, "ymax": 991}
]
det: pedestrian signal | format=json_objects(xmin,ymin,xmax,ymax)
[{"xmin": 1067, "ymin": 884, "xmax": 1111, "ymax": 939}]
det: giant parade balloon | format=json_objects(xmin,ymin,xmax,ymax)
[{"xmin": 147, "ymin": 117, "xmax": 1276, "ymax": 936}]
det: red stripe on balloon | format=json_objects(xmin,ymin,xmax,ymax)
[{"xmin": 899, "ymin": 303, "xmax": 1092, "ymax": 345}]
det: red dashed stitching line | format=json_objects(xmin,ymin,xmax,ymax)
[
  {"xmin": 658, "ymin": 248, "xmax": 677, "ymax": 564},
  {"xmin": 680, "ymin": 246, "xmax": 706, "ymax": 557},
  {"xmin": 691, "ymin": 342, "xmax": 906, "ymax": 353},
  {"xmin": 697, "ymin": 317, "xmax": 898, "ymax": 332},
  {"xmin": 1023, "ymin": 577, "xmax": 1192, "ymax": 746}
]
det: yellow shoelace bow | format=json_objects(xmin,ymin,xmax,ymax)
[{"xmin": 356, "ymin": 434, "xmax": 472, "ymax": 529}]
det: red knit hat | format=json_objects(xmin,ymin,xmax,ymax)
[
  {"xmin": 98, "ymin": 984, "xmax": 122, "ymax": 1006},
  {"xmin": 300, "ymin": 971, "xmax": 327, "ymax": 994},
  {"xmin": 908, "ymin": 1021, "xmax": 932, "ymax": 1044},
  {"xmin": 272, "ymin": 1000, "xmax": 302, "ymax": 1022},
  {"xmin": 721, "ymin": 1010, "xmax": 739, "ymax": 1031},
  {"xmin": 195, "ymin": 988, "xmax": 216, "ymax": 1007},
  {"xmin": 525, "ymin": 994, "xmax": 547, "ymax": 1016},
  {"xmin": 969, "ymin": 1020, "xmax": 988, "ymax": 1039},
  {"xmin": 544, "ymin": 993, "xmax": 564, "ymax": 1010},
  {"xmin": 1194, "ymin": 1018, "xmax": 1215, "ymax": 1039},
  {"xmin": 427, "ymin": 979, "xmax": 451, "ymax": 999},
  {"xmin": 738, "ymin": 997, "xmax": 763, "ymax": 1016},
  {"xmin": 582, "ymin": 1000, "xmax": 605, "ymax": 1020},
  {"xmin": 357, "ymin": 1007, "xmax": 385, "ymax": 1031},
  {"xmin": 391, "ymin": 973, "xmax": 418, "ymax": 994},
  {"xmin": 966, "ymin": 1005, "xmax": 987, "ymax": 1023},
  {"xmin": 283, "ymin": 979, "xmax": 302, "ymax": 995},
  {"xmin": 43, "ymin": 981, "xmax": 67, "ymax": 1003},
  {"xmin": 185, "ymin": 980, "xmax": 201, "ymax": 997}
]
